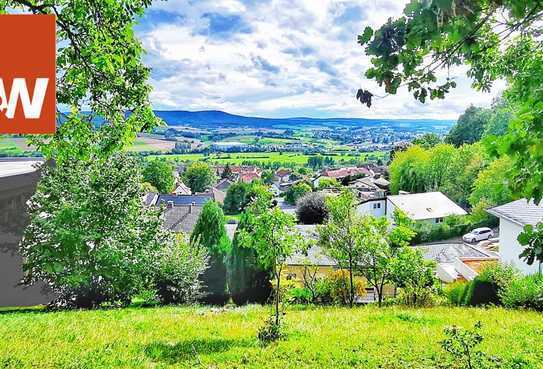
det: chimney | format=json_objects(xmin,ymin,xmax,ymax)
[
  {"xmin": 167, "ymin": 201, "xmax": 174, "ymax": 208},
  {"xmin": 189, "ymin": 201, "xmax": 195, "ymax": 213}
]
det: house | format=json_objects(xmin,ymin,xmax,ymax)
[
  {"xmin": 416, "ymin": 243, "xmax": 499, "ymax": 283},
  {"xmin": 274, "ymin": 168, "xmax": 292, "ymax": 183},
  {"xmin": 173, "ymin": 181, "xmax": 191, "ymax": 196},
  {"xmin": 487, "ymin": 199, "xmax": 543, "ymax": 274},
  {"xmin": 239, "ymin": 171, "xmax": 261, "ymax": 183},
  {"xmin": 386, "ymin": 191, "xmax": 466, "ymax": 225},
  {"xmin": 156, "ymin": 194, "xmax": 213, "ymax": 207},
  {"xmin": 162, "ymin": 203, "xmax": 203, "ymax": 233},
  {"xmin": 0, "ymin": 158, "xmax": 54, "ymax": 307},
  {"xmin": 313, "ymin": 167, "xmax": 371, "ymax": 187},
  {"xmin": 214, "ymin": 178, "xmax": 233, "ymax": 192}
]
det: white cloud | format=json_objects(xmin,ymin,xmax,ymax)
[{"xmin": 137, "ymin": 0, "xmax": 503, "ymax": 119}]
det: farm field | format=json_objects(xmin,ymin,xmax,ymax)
[
  {"xmin": 129, "ymin": 137, "xmax": 177, "ymax": 152},
  {"xmin": 0, "ymin": 305, "xmax": 541, "ymax": 368},
  {"xmin": 148, "ymin": 151, "xmax": 386, "ymax": 165}
]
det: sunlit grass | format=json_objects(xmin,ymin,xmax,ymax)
[{"xmin": 1, "ymin": 305, "xmax": 541, "ymax": 368}]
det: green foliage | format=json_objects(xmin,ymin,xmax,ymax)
[
  {"xmin": 517, "ymin": 223, "xmax": 543, "ymax": 273},
  {"xmin": 446, "ymin": 282, "xmax": 468, "ymax": 306},
  {"xmin": 182, "ymin": 162, "xmax": 216, "ymax": 193},
  {"xmin": 445, "ymin": 106, "xmax": 491, "ymax": 147},
  {"xmin": 2, "ymin": 1, "xmax": 160, "ymax": 162},
  {"xmin": 239, "ymin": 205, "xmax": 304, "ymax": 324},
  {"xmin": 20, "ymin": 154, "xmax": 169, "ymax": 308},
  {"xmin": 359, "ymin": 1, "xmax": 543, "ymax": 203},
  {"xmin": 152, "ymin": 234, "xmax": 207, "ymax": 305},
  {"xmin": 441, "ymin": 322, "xmax": 503, "ymax": 369},
  {"xmin": 412, "ymin": 133, "xmax": 442, "ymax": 149},
  {"xmin": 191, "ymin": 201, "xmax": 230, "ymax": 305},
  {"xmin": 390, "ymin": 247, "xmax": 437, "ymax": 307},
  {"xmin": 284, "ymin": 182, "xmax": 312, "ymax": 205},
  {"xmin": 469, "ymin": 156, "xmax": 514, "ymax": 208},
  {"xmin": 223, "ymin": 181, "xmax": 251, "ymax": 214},
  {"xmin": 142, "ymin": 159, "xmax": 175, "ymax": 193},
  {"xmin": 295, "ymin": 192, "xmax": 328, "ymax": 225},
  {"xmin": 227, "ymin": 188, "xmax": 273, "ymax": 305},
  {"xmin": 257, "ymin": 315, "xmax": 284, "ymax": 346},
  {"xmin": 389, "ymin": 145, "xmax": 430, "ymax": 194},
  {"xmin": 317, "ymin": 177, "xmax": 340, "ymax": 190},
  {"xmin": 500, "ymin": 274, "xmax": 543, "ymax": 311}
]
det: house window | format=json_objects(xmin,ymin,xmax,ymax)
[
  {"xmin": 435, "ymin": 217, "xmax": 444, "ymax": 224},
  {"xmin": 373, "ymin": 203, "xmax": 381, "ymax": 209}
]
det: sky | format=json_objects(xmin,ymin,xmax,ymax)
[{"xmin": 135, "ymin": 0, "xmax": 505, "ymax": 120}]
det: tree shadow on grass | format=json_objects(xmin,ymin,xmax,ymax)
[{"xmin": 144, "ymin": 338, "xmax": 254, "ymax": 364}]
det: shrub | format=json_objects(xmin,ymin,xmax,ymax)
[
  {"xmin": 153, "ymin": 235, "xmax": 208, "ymax": 305},
  {"xmin": 313, "ymin": 270, "xmax": 366, "ymax": 305},
  {"xmin": 446, "ymin": 281, "xmax": 468, "ymax": 306},
  {"xmin": 257, "ymin": 316, "xmax": 284, "ymax": 345},
  {"xmin": 286, "ymin": 287, "xmax": 313, "ymax": 304},
  {"xmin": 284, "ymin": 182, "xmax": 312, "ymax": 205},
  {"xmin": 500, "ymin": 274, "xmax": 543, "ymax": 311},
  {"xmin": 296, "ymin": 192, "xmax": 328, "ymax": 224},
  {"xmin": 462, "ymin": 277, "xmax": 500, "ymax": 306}
]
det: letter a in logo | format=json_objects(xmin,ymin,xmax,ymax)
[{"xmin": 0, "ymin": 15, "xmax": 56, "ymax": 134}]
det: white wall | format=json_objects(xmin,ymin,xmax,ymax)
[
  {"xmin": 356, "ymin": 200, "xmax": 386, "ymax": 218},
  {"xmin": 499, "ymin": 217, "xmax": 540, "ymax": 275}
]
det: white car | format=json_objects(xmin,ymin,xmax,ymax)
[{"xmin": 463, "ymin": 227, "xmax": 494, "ymax": 243}]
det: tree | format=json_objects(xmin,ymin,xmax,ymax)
[
  {"xmin": 355, "ymin": 216, "xmax": 396, "ymax": 307},
  {"xmin": 308, "ymin": 155, "xmax": 324, "ymax": 169},
  {"xmin": 412, "ymin": 133, "xmax": 441, "ymax": 149},
  {"xmin": 358, "ymin": 1, "xmax": 543, "ymax": 203},
  {"xmin": 469, "ymin": 156, "xmax": 514, "ymax": 208},
  {"xmin": 317, "ymin": 177, "xmax": 340, "ymax": 190},
  {"xmin": 183, "ymin": 162, "xmax": 216, "ymax": 193},
  {"xmin": 222, "ymin": 164, "xmax": 233, "ymax": 179},
  {"xmin": 191, "ymin": 201, "xmax": 230, "ymax": 304},
  {"xmin": 296, "ymin": 192, "xmax": 329, "ymax": 225},
  {"xmin": 285, "ymin": 182, "xmax": 312, "ymax": 205},
  {"xmin": 239, "ymin": 206, "xmax": 303, "ymax": 326},
  {"xmin": 223, "ymin": 182, "xmax": 251, "ymax": 215},
  {"xmin": 3, "ymin": 1, "xmax": 160, "ymax": 163},
  {"xmin": 227, "ymin": 184, "xmax": 273, "ymax": 305},
  {"xmin": 142, "ymin": 159, "xmax": 175, "ymax": 194},
  {"xmin": 445, "ymin": 106, "xmax": 490, "ymax": 147},
  {"xmin": 261, "ymin": 169, "xmax": 274, "ymax": 185},
  {"xmin": 20, "ymin": 154, "xmax": 169, "ymax": 308},
  {"xmin": 390, "ymin": 247, "xmax": 436, "ymax": 306},
  {"xmin": 517, "ymin": 223, "xmax": 543, "ymax": 275},
  {"xmin": 153, "ymin": 234, "xmax": 208, "ymax": 305},
  {"xmin": 389, "ymin": 145, "xmax": 429, "ymax": 194},
  {"xmin": 318, "ymin": 190, "xmax": 362, "ymax": 307}
]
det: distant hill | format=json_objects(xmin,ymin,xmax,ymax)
[{"xmin": 154, "ymin": 110, "xmax": 455, "ymax": 131}]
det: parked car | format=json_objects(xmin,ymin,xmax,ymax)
[{"xmin": 463, "ymin": 227, "xmax": 494, "ymax": 243}]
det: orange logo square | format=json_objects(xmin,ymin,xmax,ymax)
[{"xmin": 0, "ymin": 15, "xmax": 56, "ymax": 134}]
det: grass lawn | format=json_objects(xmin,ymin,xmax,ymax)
[
  {"xmin": 148, "ymin": 151, "xmax": 385, "ymax": 166},
  {"xmin": 1, "ymin": 305, "xmax": 542, "ymax": 368}
]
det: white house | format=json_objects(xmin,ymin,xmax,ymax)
[
  {"xmin": 386, "ymin": 191, "xmax": 467, "ymax": 224},
  {"xmin": 487, "ymin": 199, "xmax": 543, "ymax": 275},
  {"xmin": 356, "ymin": 198, "xmax": 386, "ymax": 218}
]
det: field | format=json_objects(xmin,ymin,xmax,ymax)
[
  {"xmin": 129, "ymin": 137, "xmax": 176, "ymax": 152},
  {"xmin": 148, "ymin": 151, "xmax": 386, "ymax": 165},
  {"xmin": 1, "ymin": 305, "xmax": 542, "ymax": 368},
  {"xmin": 0, "ymin": 137, "xmax": 34, "ymax": 155}
]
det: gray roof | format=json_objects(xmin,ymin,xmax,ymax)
[
  {"xmin": 143, "ymin": 192, "xmax": 158, "ymax": 206},
  {"xmin": 387, "ymin": 192, "xmax": 467, "ymax": 220},
  {"xmin": 416, "ymin": 243, "xmax": 494, "ymax": 263},
  {"xmin": 0, "ymin": 159, "xmax": 41, "ymax": 178},
  {"xmin": 286, "ymin": 245, "xmax": 337, "ymax": 267},
  {"xmin": 162, "ymin": 205, "xmax": 202, "ymax": 233},
  {"xmin": 157, "ymin": 194, "xmax": 212, "ymax": 206},
  {"xmin": 487, "ymin": 198, "xmax": 543, "ymax": 227}
]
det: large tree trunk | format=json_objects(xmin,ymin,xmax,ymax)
[{"xmin": 275, "ymin": 266, "xmax": 281, "ymax": 325}]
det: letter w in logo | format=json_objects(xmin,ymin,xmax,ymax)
[{"xmin": 0, "ymin": 78, "xmax": 49, "ymax": 119}]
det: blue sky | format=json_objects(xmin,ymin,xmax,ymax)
[{"xmin": 135, "ymin": 0, "xmax": 504, "ymax": 119}]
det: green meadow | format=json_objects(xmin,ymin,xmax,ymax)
[{"xmin": 0, "ymin": 305, "xmax": 541, "ymax": 369}]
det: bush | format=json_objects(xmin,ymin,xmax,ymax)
[
  {"xmin": 286, "ymin": 287, "xmax": 313, "ymax": 304},
  {"xmin": 257, "ymin": 316, "xmax": 284, "ymax": 345},
  {"xmin": 500, "ymin": 274, "xmax": 543, "ymax": 311},
  {"xmin": 153, "ymin": 235, "xmax": 208, "ymax": 305},
  {"xmin": 296, "ymin": 192, "xmax": 328, "ymax": 224},
  {"xmin": 313, "ymin": 270, "xmax": 366, "ymax": 305},
  {"xmin": 284, "ymin": 182, "xmax": 312, "ymax": 205},
  {"xmin": 446, "ymin": 281, "xmax": 468, "ymax": 306},
  {"xmin": 460, "ymin": 264, "xmax": 519, "ymax": 307}
]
